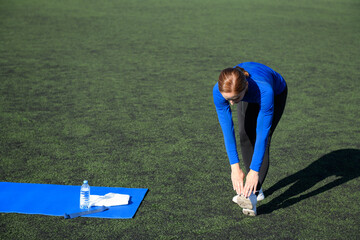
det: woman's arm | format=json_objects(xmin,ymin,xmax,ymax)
[
  {"xmin": 213, "ymin": 83, "xmax": 240, "ymax": 165},
  {"xmin": 213, "ymin": 83, "xmax": 245, "ymax": 194},
  {"xmin": 250, "ymin": 89, "xmax": 274, "ymax": 172}
]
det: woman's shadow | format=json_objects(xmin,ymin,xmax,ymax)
[{"xmin": 258, "ymin": 148, "xmax": 360, "ymax": 215}]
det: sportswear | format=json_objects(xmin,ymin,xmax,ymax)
[{"xmin": 213, "ymin": 62, "xmax": 286, "ymax": 171}]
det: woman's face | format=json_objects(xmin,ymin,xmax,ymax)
[{"xmin": 221, "ymin": 82, "xmax": 248, "ymax": 105}]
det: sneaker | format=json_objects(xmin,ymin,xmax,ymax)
[
  {"xmin": 257, "ymin": 188, "xmax": 265, "ymax": 201},
  {"xmin": 233, "ymin": 193, "xmax": 257, "ymax": 216},
  {"xmin": 242, "ymin": 193, "xmax": 257, "ymax": 216},
  {"xmin": 232, "ymin": 195, "xmax": 238, "ymax": 204},
  {"xmin": 233, "ymin": 193, "xmax": 257, "ymax": 210},
  {"xmin": 242, "ymin": 207, "xmax": 257, "ymax": 216}
]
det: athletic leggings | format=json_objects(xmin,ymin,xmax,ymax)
[{"xmin": 237, "ymin": 86, "xmax": 288, "ymax": 192}]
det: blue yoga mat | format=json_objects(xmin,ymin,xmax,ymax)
[{"xmin": 0, "ymin": 182, "xmax": 148, "ymax": 219}]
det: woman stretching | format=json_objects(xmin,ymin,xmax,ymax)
[{"xmin": 213, "ymin": 62, "xmax": 287, "ymax": 216}]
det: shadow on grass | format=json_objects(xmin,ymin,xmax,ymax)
[{"xmin": 258, "ymin": 148, "xmax": 360, "ymax": 215}]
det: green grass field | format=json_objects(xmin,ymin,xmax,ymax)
[{"xmin": 1, "ymin": 0, "xmax": 359, "ymax": 239}]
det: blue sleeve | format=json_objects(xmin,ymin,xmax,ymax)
[
  {"xmin": 213, "ymin": 83, "xmax": 240, "ymax": 165},
  {"xmin": 250, "ymin": 87, "xmax": 274, "ymax": 172}
]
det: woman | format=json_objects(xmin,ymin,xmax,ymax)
[{"xmin": 213, "ymin": 62, "xmax": 287, "ymax": 216}]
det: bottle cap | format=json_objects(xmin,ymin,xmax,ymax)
[{"xmin": 83, "ymin": 180, "xmax": 88, "ymax": 184}]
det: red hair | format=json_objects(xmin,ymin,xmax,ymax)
[{"xmin": 218, "ymin": 66, "xmax": 249, "ymax": 94}]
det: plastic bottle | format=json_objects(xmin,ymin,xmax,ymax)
[{"xmin": 80, "ymin": 180, "xmax": 90, "ymax": 209}]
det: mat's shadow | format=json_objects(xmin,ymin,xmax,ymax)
[{"xmin": 258, "ymin": 149, "xmax": 360, "ymax": 215}]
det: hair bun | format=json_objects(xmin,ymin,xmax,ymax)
[{"xmin": 235, "ymin": 66, "xmax": 249, "ymax": 78}]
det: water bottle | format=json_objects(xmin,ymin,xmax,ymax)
[{"xmin": 80, "ymin": 180, "xmax": 90, "ymax": 209}]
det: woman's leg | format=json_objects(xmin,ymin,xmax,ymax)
[
  {"xmin": 237, "ymin": 86, "xmax": 288, "ymax": 192},
  {"xmin": 237, "ymin": 101, "xmax": 258, "ymax": 174},
  {"xmin": 237, "ymin": 101, "xmax": 266, "ymax": 192}
]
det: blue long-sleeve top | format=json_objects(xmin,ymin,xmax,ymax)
[{"xmin": 213, "ymin": 62, "xmax": 286, "ymax": 172}]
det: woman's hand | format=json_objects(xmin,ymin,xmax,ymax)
[
  {"xmin": 231, "ymin": 163, "xmax": 245, "ymax": 195},
  {"xmin": 243, "ymin": 170, "xmax": 259, "ymax": 198}
]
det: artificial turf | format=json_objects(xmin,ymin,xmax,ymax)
[{"xmin": 1, "ymin": 0, "xmax": 359, "ymax": 239}]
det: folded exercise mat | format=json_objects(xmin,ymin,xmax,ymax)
[{"xmin": 0, "ymin": 182, "xmax": 148, "ymax": 219}]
